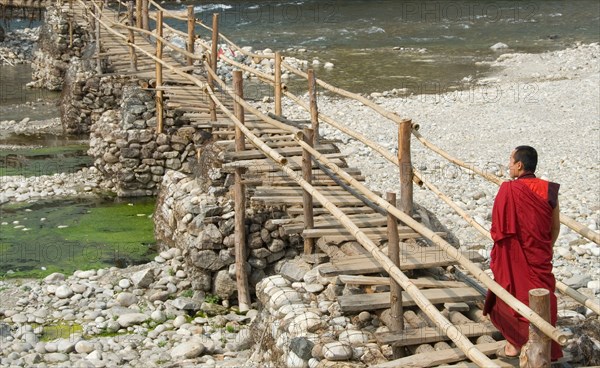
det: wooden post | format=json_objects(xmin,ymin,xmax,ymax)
[
  {"xmin": 127, "ymin": 1, "xmax": 137, "ymax": 71},
  {"xmin": 308, "ymin": 69, "xmax": 319, "ymax": 145},
  {"xmin": 186, "ymin": 6, "xmax": 195, "ymax": 66},
  {"xmin": 302, "ymin": 127, "xmax": 315, "ymax": 255},
  {"xmin": 233, "ymin": 70, "xmax": 251, "ymax": 312},
  {"xmin": 155, "ymin": 10, "xmax": 163, "ymax": 134},
  {"xmin": 387, "ymin": 192, "xmax": 404, "ymax": 358},
  {"xmin": 95, "ymin": 2, "xmax": 101, "ymax": 75},
  {"xmin": 135, "ymin": 0, "xmax": 142, "ymax": 28},
  {"xmin": 141, "ymin": 0, "xmax": 149, "ymax": 31},
  {"xmin": 274, "ymin": 51, "xmax": 282, "ymax": 116},
  {"xmin": 398, "ymin": 119, "xmax": 413, "ymax": 215},
  {"xmin": 521, "ymin": 289, "xmax": 551, "ymax": 368},
  {"xmin": 208, "ymin": 13, "xmax": 219, "ymax": 121}
]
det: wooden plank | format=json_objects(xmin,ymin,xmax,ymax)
[
  {"xmin": 338, "ymin": 275, "xmax": 468, "ymax": 289},
  {"xmin": 371, "ymin": 340, "xmax": 505, "ymax": 368},
  {"xmin": 339, "ymin": 288, "xmax": 485, "ymax": 313},
  {"xmin": 252, "ymin": 195, "xmax": 369, "ymax": 207},
  {"xmin": 307, "ymin": 231, "xmax": 447, "ymax": 243},
  {"xmin": 286, "ymin": 206, "xmax": 376, "ymax": 216},
  {"xmin": 319, "ymin": 247, "xmax": 482, "ymax": 276},
  {"xmin": 302, "ymin": 225, "xmax": 416, "ymax": 238},
  {"xmin": 223, "ymin": 144, "xmax": 337, "ymax": 161},
  {"xmin": 282, "ymin": 213, "xmax": 387, "ymax": 234},
  {"xmin": 223, "ymin": 154, "xmax": 345, "ymax": 169}
]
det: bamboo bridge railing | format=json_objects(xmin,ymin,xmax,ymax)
[{"xmin": 74, "ymin": 0, "xmax": 598, "ymax": 366}]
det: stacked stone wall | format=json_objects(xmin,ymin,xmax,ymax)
[
  {"xmin": 153, "ymin": 170, "xmax": 302, "ymax": 301},
  {"xmin": 29, "ymin": 5, "xmax": 88, "ymax": 90}
]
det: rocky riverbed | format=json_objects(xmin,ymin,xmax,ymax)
[
  {"xmin": 0, "ymin": 27, "xmax": 38, "ymax": 66},
  {"xmin": 1, "ymin": 36, "xmax": 599, "ymax": 367}
]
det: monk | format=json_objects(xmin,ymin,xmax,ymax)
[{"xmin": 483, "ymin": 145, "xmax": 563, "ymax": 361}]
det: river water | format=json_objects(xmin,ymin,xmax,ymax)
[{"xmin": 163, "ymin": 0, "xmax": 600, "ymax": 93}]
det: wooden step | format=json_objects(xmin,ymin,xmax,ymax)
[
  {"xmin": 338, "ymin": 287, "xmax": 485, "ymax": 313},
  {"xmin": 338, "ymin": 275, "xmax": 468, "ymax": 289},
  {"xmin": 319, "ymin": 247, "xmax": 483, "ymax": 276},
  {"xmin": 223, "ymin": 144, "xmax": 338, "ymax": 161},
  {"xmin": 371, "ymin": 340, "xmax": 505, "ymax": 368},
  {"xmin": 376, "ymin": 321, "xmax": 497, "ymax": 346}
]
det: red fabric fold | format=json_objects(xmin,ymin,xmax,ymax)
[{"xmin": 483, "ymin": 179, "xmax": 562, "ymax": 361}]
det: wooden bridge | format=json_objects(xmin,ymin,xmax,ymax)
[{"xmin": 52, "ymin": 1, "xmax": 600, "ymax": 367}]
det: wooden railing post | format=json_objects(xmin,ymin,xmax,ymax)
[
  {"xmin": 94, "ymin": 1, "xmax": 101, "ymax": 75},
  {"xmin": 208, "ymin": 13, "xmax": 219, "ymax": 121},
  {"xmin": 186, "ymin": 6, "xmax": 195, "ymax": 66},
  {"xmin": 155, "ymin": 10, "xmax": 163, "ymax": 134},
  {"xmin": 141, "ymin": 0, "xmax": 149, "ymax": 31},
  {"xmin": 398, "ymin": 119, "xmax": 413, "ymax": 215},
  {"xmin": 387, "ymin": 192, "xmax": 404, "ymax": 359},
  {"xmin": 127, "ymin": 1, "xmax": 137, "ymax": 72},
  {"xmin": 233, "ymin": 70, "xmax": 251, "ymax": 312},
  {"xmin": 274, "ymin": 51, "xmax": 282, "ymax": 116},
  {"xmin": 135, "ymin": 0, "xmax": 142, "ymax": 28},
  {"xmin": 521, "ymin": 289, "xmax": 552, "ymax": 367},
  {"xmin": 308, "ymin": 69, "xmax": 319, "ymax": 145},
  {"xmin": 302, "ymin": 127, "xmax": 315, "ymax": 255}
]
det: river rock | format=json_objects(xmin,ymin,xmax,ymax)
[
  {"xmin": 290, "ymin": 336, "xmax": 314, "ymax": 360},
  {"xmin": 44, "ymin": 272, "xmax": 66, "ymax": 283},
  {"xmin": 490, "ymin": 42, "xmax": 509, "ymax": 50},
  {"xmin": 116, "ymin": 292, "xmax": 138, "ymax": 307},
  {"xmin": 563, "ymin": 274, "xmax": 592, "ymax": 289},
  {"xmin": 130, "ymin": 268, "xmax": 154, "ymax": 288},
  {"xmin": 44, "ymin": 353, "xmax": 69, "ymax": 363},
  {"xmin": 322, "ymin": 341, "xmax": 353, "ymax": 361},
  {"xmin": 116, "ymin": 313, "xmax": 148, "ymax": 327},
  {"xmin": 55, "ymin": 285, "xmax": 73, "ymax": 299},
  {"xmin": 170, "ymin": 341, "xmax": 205, "ymax": 359}
]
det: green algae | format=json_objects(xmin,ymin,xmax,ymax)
[
  {"xmin": 40, "ymin": 323, "xmax": 83, "ymax": 342},
  {"xmin": 0, "ymin": 197, "xmax": 156, "ymax": 278}
]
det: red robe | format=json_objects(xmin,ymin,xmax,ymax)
[{"xmin": 483, "ymin": 174, "xmax": 563, "ymax": 360}]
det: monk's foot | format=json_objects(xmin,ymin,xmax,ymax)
[{"xmin": 501, "ymin": 342, "xmax": 520, "ymax": 357}]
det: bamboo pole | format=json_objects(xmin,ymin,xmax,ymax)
[
  {"xmin": 291, "ymin": 135, "xmax": 569, "ymax": 347},
  {"xmin": 302, "ymin": 127, "xmax": 315, "ymax": 255},
  {"xmin": 232, "ymin": 70, "xmax": 251, "ymax": 312},
  {"xmin": 274, "ymin": 51, "xmax": 282, "ymax": 116},
  {"xmin": 126, "ymin": 1, "xmax": 137, "ymax": 71},
  {"xmin": 387, "ymin": 192, "xmax": 404, "ymax": 359},
  {"xmin": 186, "ymin": 5, "xmax": 194, "ymax": 66},
  {"xmin": 521, "ymin": 289, "xmax": 552, "ymax": 367},
  {"xmin": 141, "ymin": 0, "xmax": 148, "ymax": 30},
  {"xmin": 95, "ymin": 2, "xmax": 101, "ymax": 74},
  {"xmin": 398, "ymin": 119, "xmax": 413, "ymax": 215},
  {"xmin": 135, "ymin": 0, "xmax": 141, "ymax": 28},
  {"xmin": 308, "ymin": 69, "xmax": 319, "ymax": 145},
  {"xmin": 202, "ymin": 61, "xmax": 299, "ymax": 135},
  {"xmin": 155, "ymin": 10, "xmax": 163, "ymax": 133},
  {"xmin": 209, "ymin": 12, "xmax": 219, "ymax": 121}
]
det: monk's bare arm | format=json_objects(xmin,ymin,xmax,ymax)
[{"xmin": 551, "ymin": 202, "xmax": 560, "ymax": 245}]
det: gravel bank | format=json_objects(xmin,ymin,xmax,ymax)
[
  {"xmin": 0, "ymin": 27, "xmax": 38, "ymax": 65},
  {"xmin": 276, "ymin": 43, "xmax": 600, "ymax": 288}
]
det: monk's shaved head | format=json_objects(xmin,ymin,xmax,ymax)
[{"xmin": 513, "ymin": 146, "xmax": 537, "ymax": 173}]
